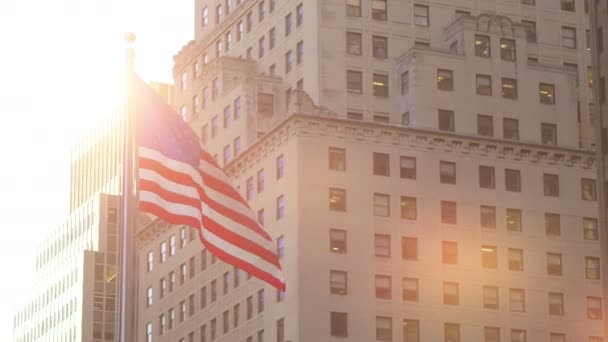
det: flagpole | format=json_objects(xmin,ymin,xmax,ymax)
[{"xmin": 119, "ymin": 32, "xmax": 137, "ymax": 342}]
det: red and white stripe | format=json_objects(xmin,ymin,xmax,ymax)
[
  {"xmin": 138, "ymin": 146, "xmax": 286, "ymax": 291},
  {"xmin": 198, "ymin": 150, "xmax": 286, "ymax": 291},
  {"xmin": 138, "ymin": 147, "xmax": 203, "ymax": 229}
]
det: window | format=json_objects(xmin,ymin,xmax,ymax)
[
  {"xmin": 584, "ymin": 218, "xmax": 599, "ymax": 240},
  {"xmin": 283, "ymin": 50, "xmax": 293, "ymax": 73},
  {"xmin": 444, "ymin": 323, "xmax": 460, "ymax": 342},
  {"xmin": 297, "ymin": 3, "xmax": 303, "ymax": 26},
  {"xmin": 510, "ymin": 288, "xmax": 525, "ymax": 312},
  {"xmin": 330, "ymin": 270, "xmax": 347, "ymax": 295},
  {"xmin": 541, "ymin": 123, "xmax": 558, "ymax": 145},
  {"xmin": 402, "ymin": 278, "xmax": 419, "ymax": 301},
  {"xmin": 331, "ymin": 312, "xmax": 348, "ymax": 337},
  {"xmin": 562, "ymin": 26, "xmax": 577, "ymax": 48},
  {"xmin": 346, "ymin": 32, "xmax": 362, "ymax": 55},
  {"xmin": 346, "ymin": 0, "xmax": 361, "ymax": 17},
  {"xmin": 180, "ymin": 227, "xmax": 187, "ymax": 248},
  {"xmin": 258, "ymin": 36, "xmax": 265, "ymax": 58},
  {"xmin": 548, "ymin": 292, "xmax": 564, "ymax": 316},
  {"xmin": 146, "ymin": 322, "xmax": 152, "ymax": 342},
  {"xmin": 202, "ymin": 6, "xmax": 209, "ymax": 26},
  {"xmin": 443, "ymin": 282, "xmax": 459, "ymax": 305},
  {"xmin": 437, "ymin": 69, "xmax": 453, "ymax": 90},
  {"xmin": 147, "ymin": 286, "xmax": 153, "ymax": 307},
  {"xmin": 372, "ymin": 152, "xmax": 390, "ymax": 176},
  {"xmin": 508, "ymin": 248, "xmax": 524, "ymax": 271},
  {"xmin": 276, "ymin": 195, "xmax": 285, "ymax": 219},
  {"xmin": 561, "ymin": 0, "xmax": 575, "ymax": 11},
  {"xmin": 257, "ymin": 289, "xmax": 265, "ymax": 313},
  {"xmin": 503, "ymin": 118, "xmax": 520, "ymax": 140},
  {"xmin": 397, "ymin": 156, "xmax": 416, "ymax": 180},
  {"xmin": 347, "ymin": 70, "xmax": 363, "ymax": 93},
  {"xmin": 210, "ymin": 318, "xmax": 217, "ymax": 340},
  {"xmin": 414, "ymin": 4, "xmax": 429, "ymax": 26},
  {"xmin": 482, "ymin": 245, "xmax": 498, "ymax": 269},
  {"xmin": 285, "ymin": 13, "xmax": 292, "ymax": 36},
  {"xmin": 588, "ymin": 297, "xmax": 603, "ymax": 319},
  {"xmin": 372, "ymin": 0, "xmax": 387, "ymax": 20},
  {"xmin": 476, "ymin": 74, "xmax": 492, "ymax": 95},
  {"xmin": 543, "ymin": 173, "xmax": 559, "ymax": 196},
  {"xmin": 550, "ymin": 333, "xmax": 566, "ymax": 342},
  {"xmin": 376, "ymin": 316, "xmax": 392, "ymax": 341},
  {"xmin": 586, "ymin": 257, "xmax": 600, "ymax": 279},
  {"xmin": 506, "ymin": 208, "xmax": 522, "ymax": 232},
  {"xmin": 375, "ymin": 234, "xmax": 391, "ymax": 257},
  {"xmin": 502, "ymin": 78, "xmax": 517, "ymax": 99},
  {"xmin": 374, "ymin": 193, "xmax": 390, "ymax": 217},
  {"xmin": 483, "ymin": 286, "xmax": 499, "ymax": 309},
  {"xmin": 215, "ymin": 40, "xmax": 223, "ymax": 58},
  {"xmin": 396, "ymin": 70, "xmax": 409, "ymax": 97},
  {"xmin": 403, "ymin": 319, "xmax": 420, "ymax": 342},
  {"xmin": 441, "ymin": 201, "xmax": 457, "ymax": 224},
  {"xmin": 440, "ymin": 161, "xmax": 456, "ymax": 184},
  {"xmin": 329, "ymin": 147, "xmax": 346, "ymax": 171},
  {"xmin": 257, "ymin": 169, "xmax": 264, "ymax": 193},
  {"xmin": 169, "ymin": 235, "xmax": 176, "ymax": 256},
  {"xmin": 246, "ymin": 296, "xmax": 253, "ymax": 319},
  {"xmin": 258, "ymin": 0, "xmax": 265, "ymax": 21},
  {"xmin": 479, "ymin": 166, "xmax": 495, "ymax": 189},
  {"xmin": 189, "ymin": 257, "xmax": 195, "ymax": 279},
  {"xmin": 505, "ymin": 169, "xmax": 521, "ymax": 192},
  {"xmin": 180, "ymin": 300, "xmax": 187, "ymax": 322},
  {"xmin": 276, "ymin": 236, "xmax": 285, "ymax": 259},
  {"xmin": 400, "ymin": 196, "xmax": 417, "ymax": 220},
  {"xmin": 512, "ymin": 329, "xmax": 527, "ymax": 342},
  {"xmin": 329, "ymin": 188, "xmax": 346, "ymax": 211},
  {"xmin": 480, "ymin": 205, "xmax": 496, "ymax": 229},
  {"xmin": 474, "ymin": 115, "xmax": 494, "ymax": 137},
  {"xmin": 258, "ymin": 209, "xmax": 265, "ymax": 226},
  {"xmin": 225, "ymin": 31, "xmax": 231, "ymax": 52},
  {"xmin": 159, "ymin": 277, "xmax": 167, "ymax": 299},
  {"xmin": 545, "ymin": 213, "xmax": 561, "ymax": 236},
  {"xmin": 330, "ymin": 229, "xmax": 347, "ymax": 253},
  {"xmin": 275, "ymin": 318, "xmax": 284, "ymax": 342},
  {"xmin": 522, "ymin": 20, "xmax": 537, "ymax": 43},
  {"xmin": 159, "ymin": 314, "xmax": 166, "ymax": 335},
  {"xmin": 438, "ymin": 109, "xmax": 455, "ymax": 132},
  {"xmin": 442, "ymin": 241, "xmax": 458, "ymax": 264},
  {"xmin": 547, "ymin": 253, "xmax": 562, "ymax": 276},
  {"xmin": 223, "ymin": 106, "xmax": 231, "ymax": 128},
  {"xmin": 498, "ymin": 38, "xmax": 516, "ymax": 61},
  {"xmin": 475, "ymin": 35, "xmax": 491, "ymax": 57},
  {"xmin": 296, "ymin": 41, "xmax": 303, "ymax": 64},
  {"xmin": 147, "ymin": 251, "xmax": 154, "ymax": 272},
  {"xmin": 485, "ymin": 327, "xmax": 500, "ymax": 342},
  {"xmin": 246, "ymin": 47, "xmax": 253, "ymax": 59},
  {"xmin": 233, "ymin": 136, "xmax": 241, "ymax": 156},
  {"xmin": 581, "ymin": 178, "xmax": 597, "ymax": 201},
  {"xmin": 160, "ymin": 242, "xmax": 167, "ymax": 264},
  {"xmin": 258, "ymin": 93, "xmax": 274, "ymax": 115},
  {"xmin": 373, "ymin": 36, "xmax": 388, "ymax": 59},
  {"xmin": 375, "ymin": 275, "xmax": 392, "ymax": 299},
  {"xmin": 373, "ymin": 73, "xmax": 389, "ymax": 97}
]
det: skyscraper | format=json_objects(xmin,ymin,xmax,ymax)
[{"xmin": 138, "ymin": 1, "xmax": 605, "ymax": 342}]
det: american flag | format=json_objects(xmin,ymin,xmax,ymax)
[{"xmin": 133, "ymin": 77, "xmax": 286, "ymax": 291}]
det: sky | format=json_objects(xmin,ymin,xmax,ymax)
[{"xmin": 0, "ymin": 0, "xmax": 192, "ymax": 339}]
